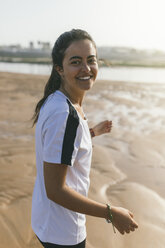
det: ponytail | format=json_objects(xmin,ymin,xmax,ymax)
[{"xmin": 32, "ymin": 66, "xmax": 61, "ymax": 126}]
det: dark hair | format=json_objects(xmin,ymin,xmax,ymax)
[{"xmin": 32, "ymin": 29, "xmax": 96, "ymax": 126}]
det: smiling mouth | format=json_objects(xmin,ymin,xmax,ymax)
[{"xmin": 76, "ymin": 76, "xmax": 93, "ymax": 81}]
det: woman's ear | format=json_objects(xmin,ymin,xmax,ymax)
[{"xmin": 55, "ymin": 65, "xmax": 63, "ymax": 76}]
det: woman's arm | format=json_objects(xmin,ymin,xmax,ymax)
[{"xmin": 44, "ymin": 161, "xmax": 138, "ymax": 235}]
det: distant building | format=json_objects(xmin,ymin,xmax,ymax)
[
  {"xmin": 37, "ymin": 41, "xmax": 51, "ymax": 50},
  {"xmin": 29, "ymin": 42, "xmax": 34, "ymax": 50}
]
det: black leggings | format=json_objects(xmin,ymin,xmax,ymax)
[{"xmin": 37, "ymin": 237, "xmax": 86, "ymax": 248}]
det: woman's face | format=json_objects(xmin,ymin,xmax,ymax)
[{"xmin": 57, "ymin": 39, "xmax": 98, "ymax": 93}]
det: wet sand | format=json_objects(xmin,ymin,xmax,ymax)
[{"xmin": 0, "ymin": 72, "xmax": 165, "ymax": 248}]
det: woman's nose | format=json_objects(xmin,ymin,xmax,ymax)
[{"xmin": 81, "ymin": 63, "xmax": 91, "ymax": 72}]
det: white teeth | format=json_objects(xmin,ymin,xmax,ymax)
[{"xmin": 78, "ymin": 76, "xmax": 91, "ymax": 80}]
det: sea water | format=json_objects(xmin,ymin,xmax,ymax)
[{"xmin": 0, "ymin": 62, "xmax": 165, "ymax": 83}]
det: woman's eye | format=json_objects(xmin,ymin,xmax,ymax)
[
  {"xmin": 88, "ymin": 59, "xmax": 97, "ymax": 64},
  {"xmin": 71, "ymin": 61, "xmax": 80, "ymax": 65}
]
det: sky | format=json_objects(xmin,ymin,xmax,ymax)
[{"xmin": 1, "ymin": 0, "xmax": 165, "ymax": 51}]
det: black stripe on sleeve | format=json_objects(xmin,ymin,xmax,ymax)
[{"xmin": 61, "ymin": 100, "xmax": 79, "ymax": 165}]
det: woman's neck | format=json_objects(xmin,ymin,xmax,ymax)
[{"xmin": 59, "ymin": 86, "xmax": 85, "ymax": 107}]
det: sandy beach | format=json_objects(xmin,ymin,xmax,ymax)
[{"xmin": 0, "ymin": 71, "xmax": 165, "ymax": 248}]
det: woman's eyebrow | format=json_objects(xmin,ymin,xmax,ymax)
[
  {"xmin": 69, "ymin": 55, "xmax": 96, "ymax": 61},
  {"xmin": 88, "ymin": 55, "xmax": 96, "ymax": 58},
  {"xmin": 69, "ymin": 56, "xmax": 82, "ymax": 61}
]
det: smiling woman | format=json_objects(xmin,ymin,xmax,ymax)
[
  {"xmin": 31, "ymin": 29, "xmax": 138, "ymax": 248},
  {"xmin": 55, "ymin": 39, "xmax": 98, "ymax": 108}
]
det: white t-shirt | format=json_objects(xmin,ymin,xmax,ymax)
[{"xmin": 31, "ymin": 90, "xmax": 92, "ymax": 245}]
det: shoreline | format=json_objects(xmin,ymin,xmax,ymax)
[{"xmin": 1, "ymin": 59, "xmax": 165, "ymax": 68}]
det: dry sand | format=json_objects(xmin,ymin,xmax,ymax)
[{"xmin": 0, "ymin": 72, "xmax": 165, "ymax": 248}]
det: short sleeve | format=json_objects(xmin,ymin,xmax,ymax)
[{"xmin": 42, "ymin": 107, "xmax": 80, "ymax": 166}]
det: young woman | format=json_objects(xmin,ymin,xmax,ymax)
[{"xmin": 31, "ymin": 29, "xmax": 138, "ymax": 248}]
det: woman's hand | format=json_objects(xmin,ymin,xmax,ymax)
[
  {"xmin": 111, "ymin": 206, "xmax": 138, "ymax": 235},
  {"xmin": 92, "ymin": 120, "xmax": 112, "ymax": 137}
]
